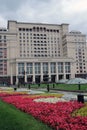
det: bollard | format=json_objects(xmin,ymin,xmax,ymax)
[
  {"xmin": 38, "ymin": 83, "xmax": 40, "ymax": 87},
  {"xmin": 28, "ymin": 84, "xmax": 31, "ymax": 89},
  {"xmin": 47, "ymin": 84, "xmax": 49, "ymax": 92},
  {"xmin": 53, "ymin": 83, "xmax": 55, "ymax": 88}
]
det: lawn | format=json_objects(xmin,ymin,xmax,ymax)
[
  {"xmin": 0, "ymin": 92, "xmax": 87, "ymax": 129},
  {"xmin": 24, "ymin": 83, "xmax": 87, "ymax": 91},
  {"xmin": 0, "ymin": 100, "xmax": 52, "ymax": 130},
  {"xmin": 51, "ymin": 84, "xmax": 87, "ymax": 91},
  {"xmin": 1, "ymin": 82, "xmax": 87, "ymax": 91}
]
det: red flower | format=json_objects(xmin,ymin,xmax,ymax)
[{"xmin": 0, "ymin": 93, "xmax": 87, "ymax": 130}]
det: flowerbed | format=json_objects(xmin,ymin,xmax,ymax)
[
  {"xmin": 72, "ymin": 103, "xmax": 87, "ymax": 117},
  {"xmin": 0, "ymin": 87, "xmax": 13, "ymax": 91},
  {"xmin": 0, "ymin": 92, "xmax": 28, "ymax": 97},
  {"xmin": 0, "ymin": 93, "xmax": 87, "ymax": 130},
  {"xmin": 34, "ymin": 97, "xmax": 66, "ymax": 103}
]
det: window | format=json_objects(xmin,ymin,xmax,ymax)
[
  {"xmin": 4, "ymin": 36, "xmax": 6, "ymax": 39},
  {"xmin": 50, "ymin": 63, "xmax": 56, "ymax": 73},
  {"xmin": 58, "ymin": 62, "xmax": 63, "ymax": 73},
  {"xmin": 35, "ymin": 63, "xmax": 41, "ymax": 74},
  {"xmin": 0, "ymin": 36, "xmax": 2, "ymax": 39},
  {"xmin": 26, "ymin": 63, "xmax": 33, "ymax": 74},
  {"xmin": 18, "ymin": 63, "xmax": 24, "ymax": 74},
  {"xmin": 65, "ymin": 62, "xmax": 70, "ymax": 73},
  {"xmin": 43, "ymin": 63, "xmax": 48, "ymax": 74}
]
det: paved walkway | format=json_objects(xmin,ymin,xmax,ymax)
[
  {"xmin": 17, "ymin": 88, "xmax": 45, "ymax": 94},
  {"xmin": 29, "ymin": 88, "xmax": 87, "ymax": 101},
  {"xmin": 17, "ymin": 88, "xmax": 87, "ymax": 101},
  {"xmin": 50, "ymin": 89, "xmax": 87, "ymax": 101},
  {"xmin": 1, "ymin": 87, "xmax": 87, "ymax": 101}
]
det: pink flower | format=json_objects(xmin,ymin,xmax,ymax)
[{"xmin": 0, "ymin": 93, "xmax": 86, "ymax": 130}]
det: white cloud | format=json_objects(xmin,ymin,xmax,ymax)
[
  {"xmin": 0, "ymin": 0, "xmax": 87, "ymax": 34},
  {"xmin": 63, "ymin": 0, "xmax": 87, "ymax": 14},
  {"xmin": 0, "ymin": 15, "xmax": 7, "ymax": 27},
  {"xmin": 16, "ymin": 0, "xmax": 63, "ymax": 23}
]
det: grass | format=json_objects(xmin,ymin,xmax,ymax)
[
  {"xmin": 0, "ymin": 100, "xmax": 52, "ymax": 130},
  {"xmin": 53, "ymin": 84, "xmax": 87, "ymax": 91},
  {"xmin": 1, "ymin": 83, "xmax": 87, "ymax": 91},
  {"xmin": 27, "ymin": 83, "xmax": 87, "ymax": 91}
]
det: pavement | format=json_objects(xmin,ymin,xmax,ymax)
[
  {"xmin": 16, "ymin": 88, "xmax": 87, "ymax": 101},
  {"xmin": 17, "ymin": 88, "xmax": 45, "ymax": 94},
  {"xmin": 1, "ymin": 87, "xmax": 87, "ymax": 102},
  {"xmin": 49, "ymin": 89, "xmax": 87, "ymax": 101}
]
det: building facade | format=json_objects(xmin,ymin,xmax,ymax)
[
  {"xmin": 0, "ymin": 20, "xmax": 86, "ymax": 84},
  {"xmin": 62, "ymin": 31, "xmax": 87, "ymax": 78}
]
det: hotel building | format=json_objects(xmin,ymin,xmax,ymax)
[{"xmin": 0, "ymin": 20, "xmax": 87, "ymax": 84}]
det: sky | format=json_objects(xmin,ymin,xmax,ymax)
[{"xmin": 0, "ymin": 0, "xmax": 87, "ymax": 34}]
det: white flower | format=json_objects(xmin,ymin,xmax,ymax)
[{"xmin": 34, "ymin": 97, "xmax": 66, "ymax": 103}]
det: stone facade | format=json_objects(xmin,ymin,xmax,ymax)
[{"xmin": 0, "ymin": 21, "xmax": 86, "ymax": 84}]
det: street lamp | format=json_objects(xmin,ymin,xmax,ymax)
[
  {"xmin": 78, "ymin": 82, "xmax": 81, "ymax": 90},
  {"xmin": 43, "ymin": 71, "xmax": 51, "ymax": 92}
]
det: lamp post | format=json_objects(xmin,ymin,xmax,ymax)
[
  {"xmin": 78, "ymin": 82, "xmax": 81, "ymax": 90},
  {"xmin": 44, "ymin": 71, "xmax": 51, "ymax": 92},
  {"xmin": 46, "ymin": 77, "xmax": 51, "ymax": 92}
]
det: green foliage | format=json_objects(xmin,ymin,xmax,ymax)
[
  {"xmin": 0, "ymin": 100, "xmax": 52, "ymax": 130},
  {"xmin": 29, "ymin": 83, "xmax": 87, "ymax": 91},
  {"xmin": 72, "ymin": 103, "xmax": 87, "ymax": 117}
]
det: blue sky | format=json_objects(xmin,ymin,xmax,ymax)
[{"xmin": 0, "ymin": 0, "xmax": 87, "ymax": 34}]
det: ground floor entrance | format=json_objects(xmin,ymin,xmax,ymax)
[{"xmin": 6, "ymin": 73, "xmax": 72, "ymax": 85}]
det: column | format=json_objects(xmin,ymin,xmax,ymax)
[
  {"xmin": 48, "ymin": 62, "xmax": 51, "ymax": 82},
  {"xmin": 16, "ymin": 63, "xmax": 18, "ymax": 84},
  {"xmin": 41, "ymin": 62, "xmax": 43, "ymax": 82},
  {"xmin": 24, "ymin": 62, "xmax": 27, "ymax": 82},
  {"xmin": 71, "ymin": 62, "xmax": 75, "ymax": 78},
  {"xmin": 10, "ymin": 63, "xmax": 13, "ymax": 85},
  {"xmin": 56, "ymin": 62, "xmax": 58, "ymax": 82},
  {"xmin": 63, "ymin": 62, "xmax": 66, "ymax": 79},
  {"xmin": 33, "ymin": 62, "xmax": 35, "ymax": 83}
]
